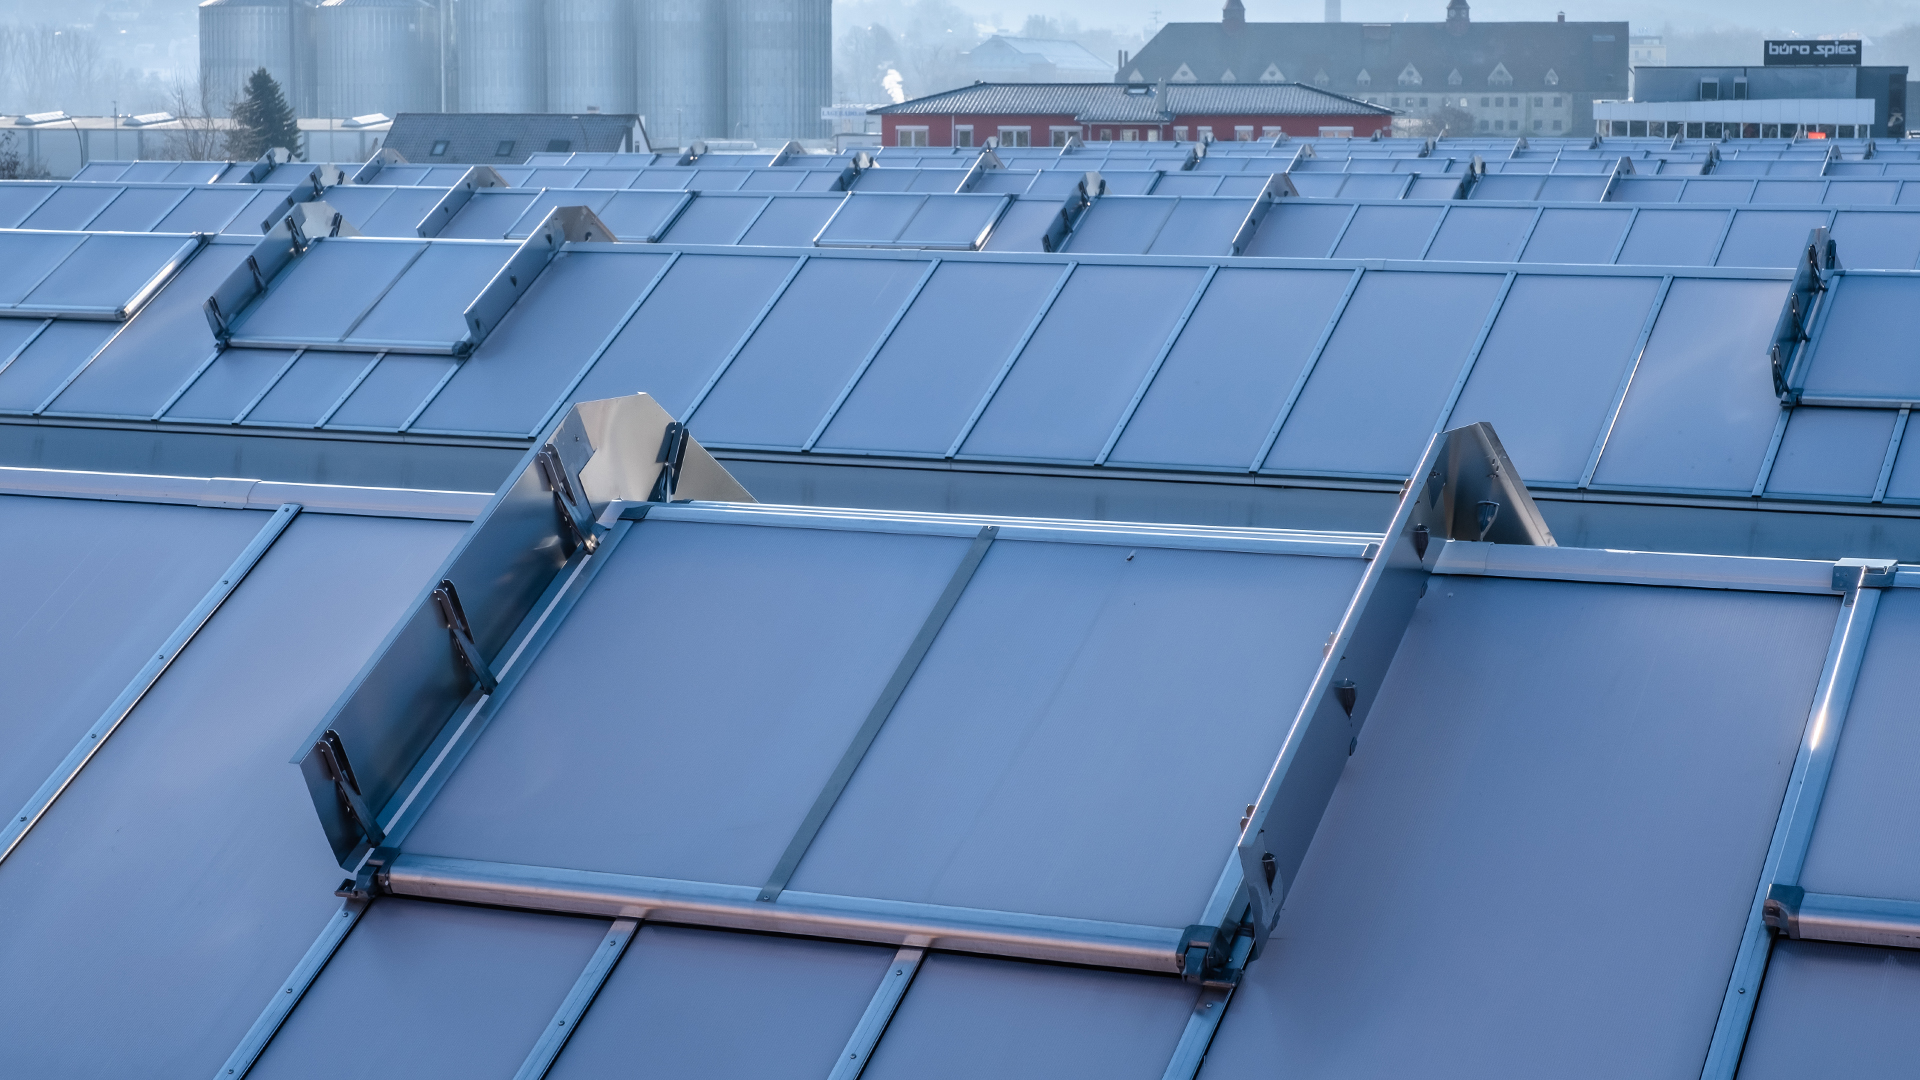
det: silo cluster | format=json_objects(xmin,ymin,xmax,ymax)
[{"xmin": 198, "ymin": 0, "xmax": 829, "ymax": 143}]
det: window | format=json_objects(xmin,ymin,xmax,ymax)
[
  {"xmin": 1480, "ymin": 96, "xmax": 1490, "ymax": 106},
  {"xmin": 1733, "ymin": 78, "xmax": 1748, "ymax": 100},
  {"xmin": 1611, "ymin": 120, "xmax": 1628, "ymax": 136},
  {"xmin": 1493, "ymin": 120, "xmax": 1504, "ymax": 131},
  {"xmin": 495, "ymin": 140, "xmax": 515, "ymax": 157},
  {"xmin": 545, "ymin": 139, "xmax": 570, "ymax": 152},
  {"xmin": 897, "ymin": 126, "xmax": 928, "ymax": 147},
  {"xmin": 1317, "ymin": 126, "xmax": 1353, "ymax": 137},
  {"xmin": 1262, "ymin": 126, "xmax": 1284, "ymax": 137},
  {"xmin": 1704, "ymin": 122, "xmax": 1722, "ymax": 138},
  {"xmin": 1234, "ymin": 126, "xmax": 1254, "ymax": 140},
  {"xmin": 1552, "ymin": 119, "xmax": 1562, "ymax": 131},
  {"xmin": 1762, "ymin": 124, "xmax": 1779, "ymax": 138},
  {"xmin": 1144, "ymin": 128, "xmax": 1158, "ymax": 141},
  {"xmin": 1686, "ymin": 122, "xmax": 1703, "ymax": 138},
  {"xmin": 1174, "ymin": 126, "xmax": 1188, "ymax": 140},
  {"xmin": 1533, "ymin": 119, "xmax": 1543, "ymax": 131},
  {"xmin": 1419, "ymin": 97, "xmax": 1428, "ymax": 106},
  {"xmin": 1479, "ymin": 119, "xmax": 1490, "ymax": 131},
  {"xmin": 1099, "ymin": 128, "xmax": 1113, "ymax": 141},
  {"xmin": 1699, "ymin": 79, "xmax": 1718, "ymax": 101},
  {"xmin": 1390, "ymin": 97, "xmax": 1399, "ymax": 106},
  {"xmin": 998, "ymin": 126, "xmax": 1030, "ymax": 147},
  {"xmin": 1629, "ymin": 121, "xmax": 1645, "ymax": 137},
  {"xmin": 954, "ymin": 125, "xmax": 973, "ymax": 147},
  {"xmin": 1839, "ymin": 125, "xmax": 1857, "ymax": 139},
  {"xmin": 1051, "ymin": 127, "xmax": 1079, "ymax": 146},
  {"xmin": 1552, "ymin": 96, "xmax": 1562, "ymax": 107},
  {"xmin": 1197, "ymin": 125, "xmax": 1213, "ymax": 141},
  {"xmin": 1122, "ymin": 128, "xmax": 1138, "ymax": 141},
  {"xmin": 1532, "ymin": 96, "xmax": 1543, "ymax": 107},
  {"xmin": 429, "ymin": 139, "xmax": 449, "ymax": 156}
]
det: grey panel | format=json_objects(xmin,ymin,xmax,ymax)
[
  {"xmin": 1716, "ymin": 210, "xmax": 1828, "ymax": 268},
  {"xmin": 1827, "ymin": 210, "xmax": 1920, "ymax": 270},
  {"xmin": 1146, "ymin": 198, "xmax": 1250, "ymax": 256},
  {"xmin": 83, "ymin": 186, "xmax": 186, "ymax": 231},
  {"xmin": 962, "ymin": 264, "xmax": 1205, "ymax": 462},
  {"xmin": 979, "ymin": 198, "xmax": 1060, "ymax": 252},
  {"xmin": 1464, "ymin": 174, "xmax": 1544, "ymax": 201},
  {"xmin": 594, "ymin": 190, "xmax": 688, "ymax": 241},
  {"xmin": 1538, "ymin": 175, "xmax": 1607, "ymax": 201},
  {"xmin": 738, "ymin": 169, "xmax": 807, "ymax": 191},
  {"xmin": 155, "ymin": 186, "xmax": 268, "ymax": 234},
  {"xmin": 313, "ymin": 186, "xmax": 400, "ymax": 233},
  {"xmin": 1763, "ymin": 407, "xmax": 1895, "ymax": 499},
  {"xmin": 503, "ymin": 190, "xmax": 618, "ymax": 238},
  {"xmin": 1681, "ymin": 179, "xmax": 1757, "ymax": 203},
  {"xmin": 18, "ymin": 186, "xmax": 119, "ymax": 229},
  {"xmin": 861, "ymin": 953, "xmax": 1194, "ymax": 1080},
  {"xmin": 236, "ymin": 240, "xmax": 424, "ymax": 342},
  {"xmin": 1751, "ymin": 180, "xmax": 1825, "ymax": 204},
  {"xmin": 658, "ymin": 194, "xmax": 767, "ymax": 243},
  {"xmin": 1330, "ymin": 204, "xmax": 1443, "ymax": 259},
  {"xmin": 569, "ymin": 253, "xmax": 797, "ymax": 419},
  {"xmin": 1520, "ymin": 207, "xmax": 1632, "ymax": 263},
  {"xmin": 351, "ymin": 242, "xmax": 514, "ymax": 346},
  {"xmin": 164, "ymin": 348, "xmax": 301, "ymax": 422},
  {"xmin": 1794, "ymin": 277, "xmax": 1913, "ymax": 402},
  {"xmin": 1407, "ymin": 175, "xmax": 1464, "ymax": 198},
  {"xmin": 1800, "ymin": 590, "xmax": 1920, "ymax": 899},
  {"xmin": 1591, "ymin": 278, "xmax": 1789, "ymax": 493},
  {"xmin": 0, "ymin": 186, "xmax": 56, "ymax": 227},
  {"xmin": 896, "ymin": 194, "xmax": 1007, "ymax": 248},
  {"xmin": 42, "ymin": 243, "xmax": 250, "ymax": 417},
  {"xmin": 1265, "ymin": 271, "xmax": 1504, "ymax": 477},
  {"xmin": 440, "ymin": 190, "xmax": 541, "ymax": 239},
  {"xmin": 0, "ymin": 497, "xmax": 266, "ymax": 816},
  {"xmin": 1616, "ymin": 208, "xmax": 1728, "ymax": 266},
  {"xmin": 414, "ymin": 250, "xmax": 673, "ymax": 435},
  {"xmin": 353, "ymin": 187, "xmax": 450, "ymax": 237},
  {"xmin": 1819, "ymin": 180, "xmax": 1897, "ymax": 205},
  {"xmin": 971, "ymin": 170, "xmax": 1034, "ymax": 194},
  {"xmin": 20, "ymin": 232, "xmax": 195, "ymax": 312},
  {"xmin": 246, "ymin": 351, "xmax": 377, "ymax": 426},
  {"xmin": 1736, "ymin": 941, "xmax": 1920, "ymax": 1077},
  {"xmin": 1422, "ymin": 205, "xmax": 1535, "ymax": 262},
  {"xmin": 0, "ymin": 321, "xmax": 117, "ymax": 412},
  {"xmin": 323, "ymin": 353, "xmax": 458, "ymax": 429},
  {"xmin": 1200, "ymin": 578, "xmax": 1836, "ymax": 1080},
  {"xmin": 1108, "ymin": 267, "xmax": 1355, "ymax": 469},
  {"xmin": 692, "ymin": 258, "xmax": 928, "ymax": 448},
  {"xmin": 405, "ymin": 520, "xmax": 970, "ymax": 884},
  {"xmin": 633, "ymin": 167, "xmax": 695, "ymax": 190},
  {"xmin": 1240, "ymin": 202, "xmax": 1355, "ymax": 259},
  {"xmin": 813, "ymin": 261, "xmax": 1065, "ymax": 454},
  {"xmin": 549, "ymin": 926, "xmax": 894, "ymax": 1080},
  {"xmin": 1149, "ymin": 173, "xmax": 1225, "ymax": 196},
  {"xmin": 740, "ymin": 197, "xmax": 847, "ymax": 245},
  {"xmin": 1062, "ymin": 197, "xmax": 1176, "ymax": 255},
  {"xmin": 791, "ymin": 541, "xmax": 1364, "ymax": 926},
  {"xmin": 1338, "ymin": 173, "xmax": 1417, "ymax": 199},
  {"xmin": 0, "ymin": 514, "xmax": 461, "ymax": 1076},
  {"xmin": 251, "ymin": 900, "xmax": 607, "ymax": 1080},
  {"xmin": 814, "ymin": 194, "xmax": 929, "ymax": 246},
  {"xmin": 0, "ymin": 231, "xmax": 86, "ymax": 304},
  {"xmin": 1099, "ymin": 170, "xmax": 1164, "ymax": 195},
  {"xmin": 1447, "ymin": 275, "xmax": 1662, "ymax": 484}
]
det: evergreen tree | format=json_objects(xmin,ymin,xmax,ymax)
[{"xmin": 227, "ymin": 68, "xmax": 300, "ymax": 161}]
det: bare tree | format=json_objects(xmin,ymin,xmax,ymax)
[
  {"xmin": 156, "ymin": 75, "xmax": 226, "ymax": 162},
  {"xmin": 0, "ymin": 131, "xmax": 51, "ymax": 179}
]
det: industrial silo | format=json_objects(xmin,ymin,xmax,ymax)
[
  {"xmin": 726, "ymin": 0, "xmax": 830, "ymax": 142},
  {"xmin": 198, "ymin": 0, "xmax": 316, "ymax": 116},
  {"xmin": 313, "ymin": 0, "xmax": 441, "ymax": 119},
  {"xmin": 545, "ymin": 0, "xmax": 636, "ymax": 114},
  {"xmin": 638, "ymin": 0, "xmax": 726, "ymax": 146},
  {"xmin": 457, "ymin": 0, "xmax": 545, "ymax": 113}
]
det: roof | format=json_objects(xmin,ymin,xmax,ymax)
[
  {"xmin": 872, "ymin": 82, "xmax": 1394, "ymax": 120},
  {"xmin": 382, "ymin": 113, "xmax": 646, "ymax": 164},
  {"xmin": 1120, "ymin": 17, "xmax": 1629, "ymax": 96},
  {"xmin": 968, "ymin": 36, "xmax": 1114, "ymax": 77}
]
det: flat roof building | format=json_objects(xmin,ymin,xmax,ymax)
[{"xmin": 1616, "ymin": 54, "xmax": 1907, "ymax": 139}]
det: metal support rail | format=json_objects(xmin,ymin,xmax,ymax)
[
  {"xmin": 511, "ymin": 918, "xmax": 639, "ymax": 1080},
  {"xmin": 824, "ymin": 948, "xmax": 925, "ymax": 1080}
]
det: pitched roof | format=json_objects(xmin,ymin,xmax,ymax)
[
  {"xmin": 872, "ymin": 82, "xmax": 1393, "ymax": 120},
  {"xmin": 383, "ymin": 113, "xmax": 646, "ymax": 164}
]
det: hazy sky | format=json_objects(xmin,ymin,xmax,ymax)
[{"xmin": 999, "ymin": 0, "xmax": 1920, "ymax": 36}]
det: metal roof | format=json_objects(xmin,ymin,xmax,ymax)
[{"xmin": 872, "ymin": 83, "xmax": 1392, "ymax": 120}]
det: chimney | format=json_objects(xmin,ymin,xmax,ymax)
[
  {"xmin": 1557, "ymin": 11, "xmax": 1565, "ymax": 20},
  {"xmin": 1446, "ymin": 0, "xmax": 1469, "ymax": 34},
  {"xmin": 1223, "ymin": 0, "xmax": 1245, "ymax": 27},
  {"xmin": 1325, "ymin": 0, "xmax": 1341, "ymax": 20}
]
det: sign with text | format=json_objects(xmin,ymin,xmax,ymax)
[{"xmin": 1764, "ymin": 39, "xmax": 1862, "ymax": 66}]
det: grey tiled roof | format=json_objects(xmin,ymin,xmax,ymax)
[
  {"xmin": 872, "ymin": 82, "xmax": 1393, "ymax": 120},
  {"xmin": 383, "ymin": 113, "xmax": 646, "ymax": 164}
]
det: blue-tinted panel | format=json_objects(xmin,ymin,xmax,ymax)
[
  {"xmin": 1750, "ymin": 180, "xmax": 1825, "ymax": 204},
  {"xmin": 18, "ymin": 186, "xmax": 119, "ymax": 229},
  {"xmin": 1108, "ymin": 267, "xmax": 1354, "ymax": 469},
  {"xmin": 570, "ymin": 253, "xmax": 797, "ymax": 418},
  {"xmin": 1337, "ymin": 173, "xmax": 1415, "ymax": 200},
  {"xmin": 352, "ymin": 186, "xmax": 448, "ymax": 237},
  {"xmin": 896, "ymin": 194, "xmax": 1008, "ymax": 248},
  {"xmin": 405, "ymin": 520, "xmax": 969, "ymax": 882},
  {"xmin": 250, "ymin": 900, "xmax": 606, "ymax": 1080},
  {"xmin": 738, "ymin": 196, "xmax": 841, "ymax": 246},
  {"xmin": 632, "ymin": 168, "xmax": 695, "ymax": 190},
  {"xmin": 1423, "ymin": 206, "xmax": 1536, "ymax": 262},
  {"xmin": 1826, "ymin": 210, "xmax": 1920, "ymax": 270},
  {"xmin": 246, "ymin": 351, "xmax": 376, "ymax": 426},
  {"xmin": 1715, "ymin": 209, "xmax": 1828, "ymax": 268},
  {"xmin": 0, "ymin": 187, "xmax": 56, "ymax": 227},
  {"xmin": 579, "ymin": 168, "xmax": 641, "ymax": 188},
  {"xmin": 323, "ymin": 353, "xmax": 457, "ymax": 429},
  {"xmin": 1616, "ymin": 208, "xmax": 1728, "ymax": 266},
  {"xmin": 1239, "ymin": 202, "xmax": 1354, "ymax": 258},
  {"xmin": 1407, "ymin": 175, "xmax": 1464, "ymax": 198},
  {"xmin": 1537, "ymin": 175, "xmax": 1608, "ymax": 201},
  {"xmin": 979, "ymin": 198, "xmax": 1058, "ymax": 252},
  {"xmin": 1737, "ymin": 941, "xmax": 1920, "ymax": 1078},
  {"xmin": 1266, "ymin": 271, "xmax": 1505, "ymax": 477},
  {"xmin": 1447, "ymin": 275, "xmax": 1663, "ymax": 484},
  {"xmin": 1604, "ymin": 177, "xmax": 1684, "ymax": 203},
  {"xmin": 350, "ymin": 242, "xmax": 514, "ymax": 346},
  {"xmin": 1520, "ymin": 206, "xmax": 1632, "ymax": 263},
  {"xmin": 1465, "ymin": 174, "xmax": 1543, "ymax": 201},
  {"xmin": 658, "ymin": 194, "xmax": 767, "ymax": 243},
  {"xmin": 1146, "ymin": 198, "xmax": 1248, "ymax": 256},
  {"xmin": 739, "ymin": 169, "xmax": 807, "ymax": 191},
  {"xmin": 1820, "ymin": 180, "xmax": 1897, "ymax": 205},
  {"xmin": 163, "ymin": 348, "xmax": 299, "ymax": 422},
  {"xmin": 153, "ymin": 187, "xmax": 264, "ymax": 234},
  {"xmin": 1680, "ymin": 179, "xmax": 1756, "ymax": 203},
  {"xmin": 593, "ymin": 189, "xmax": 687, "ymax": 241},
  {"xmin": 19, "ymin": 233, "xmax": 194, "ymax": 313},
  {"xmin": 84, "ymin": 187, "xmax": 187, "ymax": 231},
  {"xmin": 235, "ymin": 240, "xmax": 423, "ymax": 342},
  {"xmin": 1799, "ymin": 276, "xmax": 1919, "ymax": 401},
  {"xmin": 1331, "ymin": 204, "xmax": 1443, "ymax": 259},
  {"xmin": 439, "ymin": 190, "xmax": 540, "ymax": 239},
  {"xmin": 1061, "ymin": 197, "xmax": 1176, "ymax": 255},
  {"xmin": 0, "ymin": 231, "xmax": 86, "ymax": 304},
  {"xmin": 1283, "ymin": 173, "xmax": 1348, "ymax": 198},
  {"xmin": 1098, "ymin": 170, "xmax": 1164, "ymax": 195},
  {"xmin": 1592, "ymin": 278, "xmax": 1789, "ymax": 492},
  {"xmin": 692, "ymin": 257, "xmax": 927, "ymax": 447},
  {"xmin": 550, "ymin": 926, "xmax": 893, "ymax": 1080},
  {"xmin": 962, "ymin": 264, "xmax": 1205, "ymax": 462},
  {"xmin": 970, "ymin": 170, "xmax": 1034, "ymax": 194},
  {"xmin": 815, "ymin": 261, "xmax": 1066, "ymax": 454},
  {"xmin": 1762, "ymin": 406, "xmax": 1895, "ymax": 499},
  {"xmin": 792, "ymin": 540, "xmax": 1363, "ymax": 925},
  {"xmin": 814, "ymin": 194, "xmax": 927, "ymax": 246},
  {"xmin": 0, "ymin": 321, "xmax": 115, "ymax": 411},
  {"xmin": 1149, "ymin": 173, "xmax": 1225, "ymax": 196}
]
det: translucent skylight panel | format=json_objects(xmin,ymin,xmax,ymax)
[
  {"xmin": 860, "ymin": 954, "xmax": 1196, "ymax": 1080},
  {"xmin": 1607, "ymin": 178, "xmax": 1685, "ymax": 203},
  {"xmin": 0, "ymin": 513, "xmax": 460, "ymax": 1075},
  {"xmin": 547, "ymin": 926, "xmax": 895, "ymax": 1080},
  {"xmin": 691, "ymin": 256, "xmax": 928, "ymax": 446},
  {"xmin": 249, "ymin": 900, "xmax": 608, "ymax": 1080},
  {"xmin": 412, "ymin": 249, "xmax": 672, "ymax": 435},
  {"xmin": 790, "ymin": 539, "xmax": 1364, "ymax": 925},
  {"xmin": 401, "ymin": 520, "xmax": 975, "ymax": 884},
  {"xmin": 19, "ymin": 232, "xmax": 196, "ymax": 313},
  {"xmin": 1060, "ymin": 197, "xmax": 1177, "ymax": 254},
  {"xmin": 1107, "ymin": 267, "xmax": 1355, "ymax": 470},
  {"xmin": 437, "ymin": 190, "xmax": 540, "ymax": 239},
  {"xmin": 163, "ymin": 348, "xmax": 301, "ymax": 423},
  {"xmin": 152, "ymin": 187, "xmax": 263, "ymax": 234},
  {"xmin": 1330, "ymin": 204, "xmax": 1443, "ymax": 259},
  {"xmin": 1239, "ymin": 202, "xmax": 1353, "ymax": 258},
  {"xmin": 1422, "ymin": 206, "xmax": 1536, "ymax": 262},
  {"xmin": 569, "ymin": 253, "xmax": 798, "ymax": 418},
  {"xmin": 0, "ymin": 231, "xmax": 87, "ymax": 305},
  {"xmin": 1716, "ymin": 209, "xmax": 1828, "ymax": 267},
  {"xmin": 1613, "ymin": 208, "xmax": 1728, "ymax": 266},
  {"xmin": 1826, "ymin": 210, "xmax": 1920, "ymax": 269},
  {"xmin": 962, "ymin": 263, "xmax": 1206, "ymax": 461},
  {"xmin": 1761, "ymin": 407, "xmax": 1896, "ymax": 499},
  {"xmin": 0, "ymin": 321, "xmax": 116, "ymax": 411},
  {"xmin": 322, "ymin": 353, "xmax": 457, "ymax": 429},
  {"xmin": 233, "ymin": 239, "xmax": 425, "ymax": 342},
  {"xmin": 656, "ymin": 194, "xmax": 767, "ymax": 243},
  {"xmin": 738, "ymin": 196, "xmax": 841, "ymax": 245},
  {"xmin": 1198, "ymin": 578, "xmax": 1837, "ymax": 1080},
  {"xmin": 592, "ymin": 190, "xmax": 688, "ymax": 241},
  {"xmin": 1445, "ymin": 274, "xmax": 1663, "ymax": 484},
  {"xmin": 17, "ymin": 185, "xmax": 120, "ymax": 230},
  {"xmin": 1590, "ymin": 278, "xmax": 1789, "ymax": 492},
  {"xmin": 1265, "ymin": 271, "xmax": 1506, "ymax": 477},
  {"xmin": 1146, "ymin": 198, "xmax": 1248, "ymax": 256},
  {"xmin": 813, "ymin": 261, "xmax": 1066, "ymax": 454},
  {"xmin": 1520, "ymin": 206, "xmax": 1632, "ymax": 262},
  {"xmin": 1736, "ymin": 942, "xmax": 1920, "ymax": 1077}
]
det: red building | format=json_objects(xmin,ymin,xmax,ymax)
[{"xmin": 871, "ymin": 82, "xmax": 1395, "ymax": 147}]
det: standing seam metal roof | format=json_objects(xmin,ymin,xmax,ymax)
[{"xmin": 872, "ymin": 83, "xmax": 1393, "ymax": 119}]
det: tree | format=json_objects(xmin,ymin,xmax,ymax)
[
  {"xmin": 159, "ymin": 75, "xmax": 224, "ymax": 162},
  {"xmin": 227, "ymin": 67, "xmax": 300, "ymax": 161}
]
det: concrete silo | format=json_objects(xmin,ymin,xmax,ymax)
[
  {"xmin": 637, "ymin": 0, "xmax": 726, "ymax": 146},
  {"xmin": 725, "ymin": 0, "xmax": 830, "ymax": 142},
  {"xmin": 313, "ymin": 0, "xmax": 441, "ymax": 119},
  {"xmin": 545, "ymin": 0, "xmax": 636, "ymax": 114},
  {"xmin": 198, "ymin": 0, "xmax": 316, "ymax": 116},
  {"xmin": 457, "ymin": 0, "xmax": 545, "ymax": 113}
]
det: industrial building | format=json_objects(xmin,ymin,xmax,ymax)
[
  {"xmin": 872, "ymin": 84, "xmax": 1394, "ymax": 147},
  {"xmin": 196, "ymin": 0, "xmax": 828, "ymax": 145},
  {"xmin": 1118, "ymin": 0, "xmax": 1627, "ymax": 138},
  {"xmin": 1608, "ymin": 41, "xmax": 1908, "ymax": 140},
  {"xmin": 963, "ymin": 36, "xmax": 1114, "ymax": 83},
  {"xmin": 7, "ymin": 128, "xmax": 1920, "ymax": 1078},
  {"xmin": 382, "ymin": 112, "xmax": 648, "ymax": 164}
]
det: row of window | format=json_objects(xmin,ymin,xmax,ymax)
[
  {"xmin": 1480, "ymin": 119, "xmax": 1567, "ymax": 132},
  {"xmin": 897, "ymin": 125, "xmax": 1307, "ymax": 147},
  {"xmin": 1699, "ymin": 79, "xmax": 1750, "ymax": 102},
  {"xmin": 1379, "ymin": 95, "xmax": 1566, "ymax": 110},
  {"xmin": 1600, "ymin": 120, "xmax": 1863, "ymax": 139}
]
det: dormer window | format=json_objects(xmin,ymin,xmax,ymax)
[
  {"xmin": 1398, "ymin": 64, "xmax": 1422, "ymax": 86},
  {"xmin": 1448, "ymin": 69, "xmax": 1463, "ymax": 86},
  {"xmin": 1260, "ymin": 63, "xmax": 1284, "ymax": 81},
  {"xmin": 1544, "ymin": 68, "xmax": 1559, "ymax": 86},
  {"xmin": 1488, "ymin": 63, "xmax": 1513, "ymax": 86},
  {"xmin": 1356, "ymin": 69, "xmax": 1372, "ymax": 88}
]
